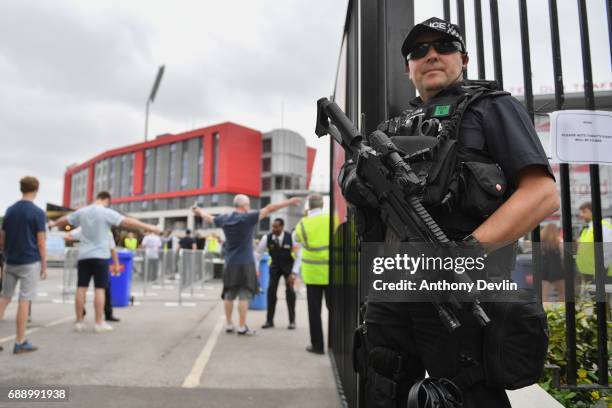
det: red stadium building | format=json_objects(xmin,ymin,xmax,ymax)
[{"xmin": 63, "ymin": 122, "xmax": 316, "ymax": 233}]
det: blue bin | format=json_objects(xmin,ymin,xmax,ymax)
[
  {"xmin": 108, "ymin": 251, "xmax": 134, "ymax": 307},
  {"xmin": 249, "ymin": 255, "xmax": 270, "ymax": 310}
]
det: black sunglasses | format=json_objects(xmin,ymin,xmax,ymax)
[{"xmin": 407, "ymin": 41, "xmax": 464, "ymax": 60}]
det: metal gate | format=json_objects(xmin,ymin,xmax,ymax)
[{"xmin": 327, "ymin": 1, "xmax": 611, "ymax": 406}]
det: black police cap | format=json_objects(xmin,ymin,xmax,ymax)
[{"xmin": 401, "ymin": 17, "xmax": 466, "ymax": 60}]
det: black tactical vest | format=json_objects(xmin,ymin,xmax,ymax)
[
  {"xmin": 267, "ymin": 231, "xmax": 294, "ymax": 272},
  {"xmin": 372, "ymin": 81, "xmax": 518, "ymax": 278},
  {"xmin": 377, "ymin": 80, "xmax": 510, "ymax": 240}
]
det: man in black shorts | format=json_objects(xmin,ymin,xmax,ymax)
[{"xmin": 50, "ymin": 191, "xmax": 160, "ymax": 333}]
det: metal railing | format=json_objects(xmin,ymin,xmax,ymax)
[
  {"xmin": 330, "ymin": 1, "xmax": 610, "ymax": 406},
  {"xmin": 61, "ymin": 248, "xmax": 221, "ymax": 305},
  {"xmin": 177, "ymin": 249, "xmax": 217, "ymax": 304},
  {"xmin": 61, "ymin": 248, "xmax": 79, "ymax": 301}
]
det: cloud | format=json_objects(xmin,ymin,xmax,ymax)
[{"xmin": 0, "ymin": 0, "xmax": 347, "ymax": 213}]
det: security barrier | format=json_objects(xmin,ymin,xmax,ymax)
[
  {"xmin": 61, "ymin": 247, "xmax": 219, "ymax": 304},
  {"xmin": 61, "ymin": 248, "xmax": 79, "ymax": 301},
  {"xmin": 178, "ymin": 249, "xmax": 216, "ymax": 304}
]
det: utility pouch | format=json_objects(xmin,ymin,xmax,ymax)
[
  {"xmin": 391, "ymin": 136, "xmax": 458, "ymax": 209},
  {"xmin": 481, "ymin": 289, "xmax": 549, "ymax": 389},
  {"xmin": 366, "ymin": 347, "xmax": 403, "ymax": 407},
  {"xmin": 459, "ymin": 161, "xmax": 507, "ymax": 219},
  {"xmin": 421, "ymin": 139, "xmax": 457, "ymax": 208}
]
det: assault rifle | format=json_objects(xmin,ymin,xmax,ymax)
[{"xmin": 315, "ymin": 97, "xmax": 490, "ymax": 331}]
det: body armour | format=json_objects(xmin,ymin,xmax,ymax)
[{"xmin": 376, "ymin": 80, "xmax": 509, "ymax": 241}]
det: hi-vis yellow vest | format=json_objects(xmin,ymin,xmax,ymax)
[
  {"xmin": 296, "ymin": 213, "xmax": 330, "ymax": 285},
  {"xmin": 576, "ymin": 220, "xmax": 612, "ymax": 276},
  {"xmin": 207, "ymin": 237, "xmax": 220, "ymax": 254},
  {"xmin": 124, "ymin": 237, "xmax": 138, "ymax": 251}
]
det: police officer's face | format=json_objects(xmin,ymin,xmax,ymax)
[
  {"xmin": 407, "ymin": 32, "xmax": 466, "ymax": 101},
  {"xmin": 271, "ymin": 221, "xmax": 283, "ymax": 236}
]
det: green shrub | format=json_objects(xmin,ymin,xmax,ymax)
[{"xmin": 539, "ymin": 301, "xmax": 611, "ymax": 407}]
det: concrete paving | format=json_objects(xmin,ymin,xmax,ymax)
[
  {"xmin": 0, "ymin": 267, "xmax": 566, "ymax": 408},
  {"xmin": 0, "ymin": 268, "xmax": 341, "ymax": 408}
]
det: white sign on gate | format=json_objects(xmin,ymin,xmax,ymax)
[{"xmin": 550, "ymin": 110, "xmax": 612, "ymax": 164}]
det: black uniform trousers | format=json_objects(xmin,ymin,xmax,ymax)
[
  {"xmin": 306, "ymin": 284, "xmax": 328, "ymax": 351},
  {"xmin": 266, "ymin": 266, "xmax": 296, "ymax": 324},
  {"xmin": 364, "ymin": 302, "xmax": 511, "ymax": 408},
  {"xmin": 104, "ymin": 281, "xmax": 113, "ymax": 318}
]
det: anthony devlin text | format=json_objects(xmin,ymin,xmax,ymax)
[{"xmin": 372, "ymin": 279, "xmax": 518, "ymax": 292}]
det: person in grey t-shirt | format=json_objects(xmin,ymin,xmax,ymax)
[
  {"xmin": 193, "ymin": 194, "xmax": 301, "ymax": 336},
  {"xmin": 50, "ymin": 191, "xmax": 160, "ymax": 333}
]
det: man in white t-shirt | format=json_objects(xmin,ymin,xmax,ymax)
[
  {"xmin": 50, "ymin": 191, "xmax": 160, "ymax": 333},
  {"xmin": 66, "ymin": 228, "xmax": 121, "ymax": 322}
]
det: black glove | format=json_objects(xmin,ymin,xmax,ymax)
[{"xmin": 338, "ymin": 160, "xmax": 379, "ymax": 208}]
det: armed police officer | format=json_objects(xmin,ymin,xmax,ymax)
[{"xmin": 340, "ymin": 17, "xmax": 559, "ymax": 408}]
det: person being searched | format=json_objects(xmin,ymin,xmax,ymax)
[
  {"xmin": 192, "ymin": 194, "xmax": 301, "ymax": 336},
  {"xmin": 339, "ymin": 17, "xmax": 559, "ymax": 407},
  {"xmin": 49, "ymin": 191, "xmax": 160, "ymax": 333},
  {"xmin": 255, "ymin": 218, "xmax": 298, "ymax": 330},
  {"xmin": 65, "ymin": 227, "xmax": 121, "ymax": 322},
  {"xmin": 0, "ymin": 176, "xmax": 47, "ymax": 354}
]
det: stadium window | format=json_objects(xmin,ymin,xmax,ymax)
[
  {"xmin": 262, "ymin": 139, "xmax": 272, "ymax": 153},
  {"xmin": 212, "ymin": 133, "xmax": 219, "ymax": 187},
  {"xmin": 262, "ymin": 177, "xmax": 271, "ymax": 191},
  {"xmin": 262, "ymin": 158, "xmax": 271, "ymax": 172}
]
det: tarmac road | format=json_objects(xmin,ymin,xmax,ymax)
[{"xmin": 0, "ymin": 268, "xmax": 340, "ymax": 408}]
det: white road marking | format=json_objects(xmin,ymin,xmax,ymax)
[
  {"xmin": 52, "ymin": 299, "xmax": 75, "ymax": 304},
  {"xmin": 164, "ymin": 302, "xmax": 197, "ymax": 307},
  {"xmin": 182, "ymin": 316, "xmax": 224, "ymax": 388},
  {"xmin": 44, "ymin": 315, "xmax": 74, "ymax": 328},
  {"xmin": 0, "ymin": 315, "xmax": 73, "ymax": 344}
]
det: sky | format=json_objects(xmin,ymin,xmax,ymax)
[
  {"xmin": 0, "ymin": 0, "xmax": 347, "ymax": 214},
  {"xmin": 0, "ymin": 0, "xmax": 610, "ymax": 216}
]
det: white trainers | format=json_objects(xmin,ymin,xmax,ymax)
[
  {"xmin": 225, "ymin": 324, "xmax": 235, "ymax": 334},
  {"xmin": 94, "ymin": 322, "xmax": 114, "ymax": 333},
  {"xmin": 74, "ymin": 322, "xmax": 86, "ymax": 332},
  {"xmin": 237, "ymin": 326, "xmax": 257, "ymax": 336}
]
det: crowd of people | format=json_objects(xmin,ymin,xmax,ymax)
[
  {"xmin": 0, "ymin": 173, "xmax": 608, "ymax": 370},
  {"xmin": 0, "ymin": 177, "xmax": 334, "ymax": 357}
]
